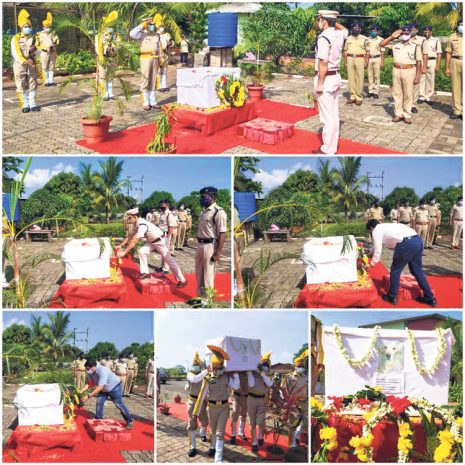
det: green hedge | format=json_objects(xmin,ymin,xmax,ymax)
[
  {"xmin": 65, "ymin": 222, "xmax": 125, "ymax": 238},
  {"xmin": 12, "ymin": 370, "xmax": 74, "ymax": 385},
  {"xmin": 316, "ymin": 221, "xmax": 367, "ymax": 238},
  {"xmin": 55, "ymin": 50, "xmax": 96, "ymax": 75}
]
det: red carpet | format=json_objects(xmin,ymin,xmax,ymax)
[
  {"xmin": 3, "ymin": 409, "xmax": 154, "ymax": 463},
  {"xmin": 163, "ymin": 401, "xmax": 294, "ymax": 460},
  {"xmin": 50, "ymin": 257, "xmax": 231, "ymax": 308},
  {"xmin": 294, "ymin": 262, "xmax": 462, "ymax": 308},
  {"xmin": 76, "ymin": 99, "xmax": 402, "ymax": 154}
]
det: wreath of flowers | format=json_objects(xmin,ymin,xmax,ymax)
[
  {"xmin": 333, "ymin": 325, "xmax": 381, "ymax": 368},
  {"xmin": 407, "ymin": 327, "xmax": 447, "ymax": 376},
  {"xmin": 215, "ymin": 74, "xmax": 246, "ymax": 108},
  {"xmin": 311, "ymin": 387, "xmax": 463, "ymax": 463},
  {"xmin": 357, "ymin": 242, "xmax": 370, "ymax": 277}
]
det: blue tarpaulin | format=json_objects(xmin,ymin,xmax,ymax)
[
  {"xmin": 2, "ymin": 193, "xmax": 20, "ymax": 221},
  {"xmin": 234, "ymin": 192, "xmax": 257, "ymax": 222}
]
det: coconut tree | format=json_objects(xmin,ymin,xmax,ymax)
[
  {"xmin": 93, "ymin": 158, "xmax": 131, "ymax": 223},
  {"xmin": 415, "ymin": 2, "xmax": 463, "ymax": 29},
  {"xmin": 332, "ymin": 157, "xmax": 368, "ymax": 220},
  {"xmin": 42, "ymin": 312, "xmax": 73, "ymax": 366},
  {"xmin": 317, "ymin": 159, "xmax": 336, "ymax": 197}
]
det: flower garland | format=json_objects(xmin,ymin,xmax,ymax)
[
  {"xmin": 333, "ymin": 325, "xmax": 381, "ymax": 368},
  {"xmin": 407, "ymin": 327, "xmax": 447, "ymax": 375},
  {"xmin": 215, "ymin": 75, "xmax": 246, "ymax": 108},
  {"xmin": 357, "ymin": 242, "xmax": 370, "ymax": 277},
  {"xmin": 397, "ymin": 420, "xmax": 414, "ymax": 463}
]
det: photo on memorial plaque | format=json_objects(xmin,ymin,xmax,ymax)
[
  {"xmin": 3, "ymin": 2, "xmax": 462, "ymax": 156},
  {"xmin": 310, "ymin": 311, "xmax": 463, "ymax": 463},
  {"xmin": 155, "ymin": 311, "xmax": 309, "ymax": 463},
  {"xmin": 2, "ymin": 310, "xmax": 155, "ymax": 462},
  {"xmin": 2, "ymin": 156, "xmax": 231, "ymax": 309},
  {"xmin": 234, "ymin": 155, "xmax": 463, "ymax": 309}
]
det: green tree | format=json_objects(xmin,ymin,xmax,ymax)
[
  {"xmin": 44, "ymin": 172, "xmax": 83, "ymax": 197},
  {"xmin": 120, "ymin": 341, "xmax": 154, "ymax": 381},
  {"xmin": 93, "ymin": 158, "xmax": 131, "ymax": 224},
  {"xmin": 216, "ymin": 189, "xmax": 232, "ymax": 222},
  {"xmin": 383, "ymin": 187, "xmax": 419, "ymax": 215},
  {"xmin": 282, "ymin": 169, "xmax": 319, "ymax": 193},
  {"xmin": 441, "ymin": 318, "xmax": 462, "ymax": 403},
  {"xmin": 42, "ymin": 312, "xmax": 73, "ymax": 365},
  {"xmin": 317, "ymin": 159, "xmax": 336, "ymax": 197},
  {"xmin": 189, "ymin": 3, "xmax": 208, "ymax": 53},
  {"xmin": 234, "ymin": 157, "xmax": 263, "ymax": 195},
  {"xmin": 21, "ymin": 188, "xmax": 72, "ymax": 226},
  {"xmin": 423, "ymin": 185, "xmax": 463, "ymax": 230},
  {"xmin": 367, "ymin": 3, "xmax": 417, "ymax": 35},
  {"xmin": 87, "ymin": 341, "xmax": 119, "ymax": 361},
  {"xmin": 2, "ymin": 157, "xmax": 23, "ymax": 193},
  {"xmin": 415, "ymin": 2, "xmax": 463, "ymax": 30},
  {"xmin": 3, "ymin": 324, "xmax": 31, "ymax": 346},
  {"xmin": 332, "ymin": 157, "xmax": 368, "ymax": 220},
  {"xmin": 141, "ymin": 191, "xmax": 176, "ymax": 217}
]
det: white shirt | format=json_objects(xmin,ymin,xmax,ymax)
[
  {"xmin": 315, "ymin": 27, "xmax": 349, "ymax": 71},
  {"xmin": 370, "ymin": 223, "xmax": 417, "ymax": 265},
  {"xmin": 134, "ymin": 218, "xmax": 164, "ymax": 243}
]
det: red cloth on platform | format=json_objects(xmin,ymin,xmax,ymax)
[
  {"xmin": 240, "ymin": 118, "xmax": 295, "ymax": 144},
  {"xmin": 50, "ymin": 257, "xmax": 231, "ymax": 308},
  {"xmin": 172, "ymin": 102, "xmax": 257, "ymax": 136}
]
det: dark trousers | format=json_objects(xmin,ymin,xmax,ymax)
[
  {"xmin": 96, "ymin": 383, "xmax": 133, "ymax": 424},
  {"xmin": 388, "ymin": 235, "xmax": 434, "ymax": 300},
  {"xmin": 180, "ymin": 52, "xmax": 188, "ymax": 64}
]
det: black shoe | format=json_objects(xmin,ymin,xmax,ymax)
[
  {"xmin": 426, "ymin": 100, "xmax": 433, "ymax": 106},
  {"xmin": 44, "ymin": 82, "xmax": 50, "ymax": 87},
  {"xmin": 31, "ymin": 107, "xmax": 40, "ymax": 112},
  {"xmin": 450, "ymin": 113, "xmax": 460, "ymax": 119},
  {"xmin": 103, "ymin": 96, "xmax": 110, "ymax": 101},
  {"xmin": 381, "ymin": 293, "xmax": 398, "ymax": 305},
  {"xmin": 125, "ymin": 422, "xmax": 134, "ymax": 429},
  {"xmin": 50, "ymin": 82, "xmax": 57, "ymax": 86},
  {"xmin": 178, "ymin": 247, "xmax": 184, "ymax": 251},
  {"xmin": 207, "ymin": 448, "xmax": 215, "ymax": 457},
  {"xmin": 416, "ymin": 296, "xmax": 437, "ymax": 307},
  {"xmin": 22, "ymin": 107, "xmax": 30, "ymax": 113},
  {"xmin": 418, "ymin": 99, "xmax": 425, "ymax": 104},
  {"xmin": 411, "ymin": 107, "xmax": 418, "ymax": 114},
  {"xmin": 229, "ymin": 436, "xmax": 236, "ymax": 445},
  {"xmin": 258, "ymin": 439, "xmax": 264, "ymax": 446},
  {"xmin": 110, "ymin": 96, "xmax": 116, "ymax": 100},
  {"xmin": 187, "ymin": 298, "xmax": 203, "ymax": 308},
  {"xmin": 239, "ymin": 434, "xmax": 247, "ymax": 441},
  {"xmin": 252, "ymin": 445, "xmax": 258, "ymax": 453},
  {"xmin": 176, "ymin": 280, "xmax": 188, "ymax": 289},
  {"xmin": 200, "ymin": 435, "xmax": 208, "ymax": 442},
  {"xmin": 187, "ymin": 448, "xmax": 197, "ymax": 458},
  {"xmin": 373, "ymin": 94, "xmax": 379, "ymax": 99},
  {"xmin": 366, "ymin": 93, "xmax": 373, "ymax": 98}
]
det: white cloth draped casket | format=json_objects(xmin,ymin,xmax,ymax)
[
  {"xmin": 176, "ymin": 67, "xmax": 241, "ymax": 109},
  {"xmin": 205, "ymin": 336, "xmax": 261, "ymax": 372},
  {"xmin": 62, "ymin": 237, "xmax": 111, "ymax": 280},
  {"xmin": 323, "ymin": 326, "xmax": 454, "ymax": 405},
  {"xmin": 301, "ymin": 235, "xmax": 358, "ymax": 284},
  {"xmin": 14, "ymin": 383, "xmax": 64, "ymax": 426}
]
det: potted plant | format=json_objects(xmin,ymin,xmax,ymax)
[
  {"xmin": 246, "ymin": 63, "xmax": 268, "ymax": 102},
  {"xmin": 174, "ymin": 393, "xmax": 182, "ymax": 403},
  {"xmin": 146, "ymin": 105, "xmax": 177, "ymax": 154},
  {"xmin": 159, "ymin": 393, "xmax": 171, "ymax": 415},
  {"xmin": 80, "ymin": 94, "xmax": 113, "ymax": 144}
]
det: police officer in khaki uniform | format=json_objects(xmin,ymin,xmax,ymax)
[
  {"xmin": 145, "ymin": 356, "xmax": 155, "ymax": 398},
  {"xmin": 72, "ymin": 352, "xmax": 87, "ymax": 390},
  {"xmin": 124, "ymin": 353, "xmax": 138, "ymax": 396},
  {"xmin": 450, "ymin": 197, "xmax": 463, "ymax": 249},
  {"xmin": 195, "ymin": 187, "xmax": 227, "ymax": 300},
  {"xmin": 129, "ymin": 14, "xmax": 162, "ymax": 110},
  {"xmin": 344, "ymin": 21, "xmax": 368, "ymax": 105},
  {"xmin": 185, "ymin": 209, "xmax": 193, "ymax": 247},
  {"xmin": 413, "ymin": 200, "xmax": 430, "ymax": 246},
  {"xmin": 193, "ymin": 346, "xmax": 240, "ymax": 463},
  {"xmin": 11, "ymin": 9, "xmax": 39, "ymax": 113},
  {"xmin": 176, "ymin": 205, "xmax": 188, "ymax": 250},
  {"xmin": 186, "ymin": 352, "xmax": 209, "ymax": 458},
  {"xmin": 281, "ymin": 350, "xmax": 309, "ymax": 449},
  {"xmin": 169, "ymin": 206, "xmax": 179, "ymax": 255},
  {"xmin": 419, "ymin": 26, "xmax": 442, "ymax": 105},
  {"xmin": 100, "ymin": 353, "xmax": 114, "ymax": 370},
  {"xmin": 445, "ymin": 21, "xmax": 463, "ymax": 119},
  {"xmin": 365, "ymin": 200, "xmax": 385, "ymax": 222},
  {"xmin": 247, "ymin": 352, "xmax": 273, "ymax": 452},
  {"xmin": 159, "ymin": 200, "xmax": 178, "ymax": 270},
  {"xmin": 426, "ymin": 198, "xmax": 440, "ymax": 249},
  {"xmin": 113, "ymin": 354, "xmax": 128, "ymax": 387},
  {"xmin": 409, "ymin": 24, "xmax": 429, "ymax": 114},
  {"xmin": 380, "ymin": 25, "xmax": 422, "ymax": 124},
  {"xmin": 389, "ymin": 202, "xmax": 400, "ymax": 223},
  {"xmin": 37, "ymin": 12, "xmax": 59, "ymax": 87},
  {"xmin": 365, "ymin": 25, "xmax": 385, "ymax": 99},
  {"xmin": 229, "ymin": 372, "xmax": 248, "ymax": 445},
  {"xmin": 398, "ymin": 200, "xmax": 414, "ymax": 226}
]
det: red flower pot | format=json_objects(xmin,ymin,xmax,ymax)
[
  {"xmin": 174, "ymin": 395, "xmax": 182, "ymax": 403},
  {"xmin": 80, "ymin": 115, "xmax": 113, "ymax": 144},
  {"xmin": 247, "ymin": 85, "xmax": 265, "ymax": 102}
]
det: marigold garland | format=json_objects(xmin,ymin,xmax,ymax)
[{"xmin": 215, "ymin": 74, "xmax": 246, "ymax": 108}]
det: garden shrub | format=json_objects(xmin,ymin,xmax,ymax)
[
  {"xmin": 55, "ymin": 50, "xmax": 96, "ymax": 75},
  {"xmin": 21, "ymin": 189, "xmax": 72, "ymax": 227},
  {"xmin": 317, "ymin": 221, "xmax": 367, "ymax": 238},
  {"xmin": 65, "ymin": 222, "xmax": 125, "ymax": 238}
]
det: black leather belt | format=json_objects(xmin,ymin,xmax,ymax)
[
  {"xmin": 209, "ymin": 399, "xmax": 228, "ymax": 405},
  {"xmin": 370, "ymin": 54, "xmax": 381, "ymax": 58},
  {"xmin": 400, "ymin": 221, "xmax": 411, "ymax": 225},
  {"xmin": 249, "ymin": 393, "xmax": 266, "ymax": 399},
  {"xmin": 233, "ymin": 391, "xmax": 248, "ymax": 398},
  {"xmin": 151, "ymin": 234, "xmax": 165, "ymax": 243},
  {"xmin": 452, "ymin": 55, "xmax": 463, "ymax": 59},
  {"xmin": 428, "ymin": 57, "xmax": 437, "ymax": 60},
  {"xmin": 314, "ymin": 70, "xmax": 339, "ymax": 76},
  {"xmin": 197, "ymin": 237, "xmax": 215, "ymax": 244},
  {"xmin": 189, "ymin": 394, "xmax": 198, "ymax": 399}
]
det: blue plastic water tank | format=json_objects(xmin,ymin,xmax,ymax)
[
  {"xmin": 208, "ymin": 13, "xmax": 238, "ymax": 47},
  {"xmin": 234, "ymin": 192, "xmax": 258, "ymax": 222},
  {"xmin": 2, "ymin": 193, "xmax": 20, "ymax": 221}
]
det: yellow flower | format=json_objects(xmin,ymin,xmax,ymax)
[
  {"xmin": 398, "ymin": 437, "xmax": 413, "ymax": 453},
  {"xmin": 363, "ymin": 409, "xmax": 376, "ymax": 422},
  {"xmin": 357, "ymin": 452, "xmax": 369, "ymax": 462},
  {"xmin": 229, "ymin": 81, "xmax": 240, "ymax": 96},
  {"xmin": 439, "ymin": 430, "xmax": 455, "ymax": 445},
  {"xmin": 456, "ymin": 417, "xmax": 463, "ymax": 428},
  {"xmin": 361, "ymin": 433, "xmax": 374, "ymax": 448},
  {"xmin": 374, "ymin": 386, "xmax": 382, "ymax": 392},
  {"xmin": 349, "ymin": 436, "xmax": 362, "ymax": 448},
  {"xmin": 399, "ymin": 422, "xmax": 412, "ymax": 438},
  {"xmin": 327, "ymin": 439, "xmax": 338, "ymax": 451},
  {"xmin": 320, "ymin": 426, "xmax": 337, "ymax": 442},
  {"xmin": 311, "ymin": 397, "xmax": 323, "ymax": 410},
  {"xmin": 434, "ymin": 442, "xmax": 453, "ymax": 463}
]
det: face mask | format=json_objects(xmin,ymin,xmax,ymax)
[
  {"xmin": 296, "ymin": 367, "xmax": 305, "ymax": 374},
  {"xmin": 148, "ymin": 24, "xmax": 155, "ymax": 32},
  {"xmin": 411, "ymin": 30, "xmax": 417, "ymax": 36},
  {"xmin": 458, "ymin": 201, "xmax": 463, "ymax": 206},
  {"xmin": 87, "ymin": 369, "xmax": 93, "ymax": 375},
  {"xmin": 370, "ymin": 31, "xmax": 378, "ymax": 38},
  {"xmin": 107, "ymin": 28, "xmax": 114, "ymax": 33},
  {"xmin": 180, "ymin": 206, "xmax": 185, "ymax": 211},
  {"xmin": 129, "ymin": 355, "xmax": 134, "ymax": 359},
  {"xmin": 200, "ymin": 197, "xmax": 212, "ymax": 208},
  {"xmin": 22, "ymin": 27, "xmax": 32, "ymax": 35},
  {"xmin": 430, "ymin": 200, "xmax": 436, "ymax": 205},
  {"xmin": 44, "ymin": 27, "xmax": 51, "ymax": 33},
  {"xmin": 400, "ymin": 34, "xmax": 411, "ymax": 42},
  {"xmin": 458, "ymin": 26, "xmax": 463, "ymax": 34},
  {"xmin": 158, "ymin": 27, "xmax": 164, "ymax": 33},
  {"xmin": 191, "ymin": 365, "xmax": 200, "ymax": 373},
  {"xmin": 262, "ymin": 366, "xmax": 269, "ymax": 373}
]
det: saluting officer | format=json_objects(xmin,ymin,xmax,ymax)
[
  {"xmin": 313, "ymin": 10, "xmax": 348, "ymax": 155},
  {"xmin": 195, "ymin": 187, "xmax": 227, "ymax": 300},
  {"xmin": 129, "ymin": 14, "xmax": 162, "ymax": 110},
  {"xmin": 445, "ymin": 20, "xmax": 463, "ymax": 119},
  {"xmin": 365, "ymin": 25, "xmax": 385, "ymax": 99},
  {"xmin": 344, "ymin": 21, "xmax": 368, "ymax": 105},
  {"xmin": 409, "ymin": 23, "xmax": 429, "ymax": 114},
  {"xmin": 37, "ymin": 12, "xmax": 59, "ymax": 87},
  {"xmin": 380, "ymin": 25, "xmax": 422, "ymax": 124},
  {"xmin": 419, "ymin": 26, "xmax": 442, "ymax": 105}
]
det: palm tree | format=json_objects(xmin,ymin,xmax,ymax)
[
  {"xmin": 317, "ymin": 159, "xmax": 335, "ymax": 197},
  {"xmin": 93, "ymin": 158, "xmax": 131, "ymax": 223},
  {"xmin": 416, "ymin": 2, "xmax": 463, "ymax": 29},
  {"xmin": 332, "ymin": 157, "xmax": 368, "ymax": 220},
  {"xmin": 42, "ymin": 312, "xmax": 73, "ymax": 366}
]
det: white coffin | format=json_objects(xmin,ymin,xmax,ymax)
[
  {"xmin": 14, "ymin": 383, "xmax": 64, "ymax": 426},
  {"xmin": 62, "ymin": 237, "xmax": 111, "ymax": 280},
  {"xmin": 301, "ymin": 235, "xmax": 357, "ymax": 284},
  {"xmin": 176, "ymin": 67, "xmax": 241, "ymax": 109},
  {"xmin": 206, "ymin": 336, "xmax": 261, "ymax": 372},
  {"xmin": 323, "ymin": 327, "xmax": 454, "ymax": 405}
]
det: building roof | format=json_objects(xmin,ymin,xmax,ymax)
[
  {"xmin": 207, "ymin": 3, "xmax": 262, "ymax": 14},
  {"xmin": 359, "ymin": 313, "xmax": 461, "ymax": 328}
]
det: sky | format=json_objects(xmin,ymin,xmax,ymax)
[
  {"xmin": 13, "ymin": 157, "xmax": 231, "ymax": 201},
  {"xmin": 3, "ymin": 311, "xmax": 154, "ymax": 352},
  {"xmin": 312, "ymin": 310, "xmax": 463, "ymax": 327},
  {"xmin": 155, "ymin": 311, "xmax": 308, "ymax": 368},
  {"xmin": 246, "ymin": 157, "xmax": 463, "ymax": 198}
]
